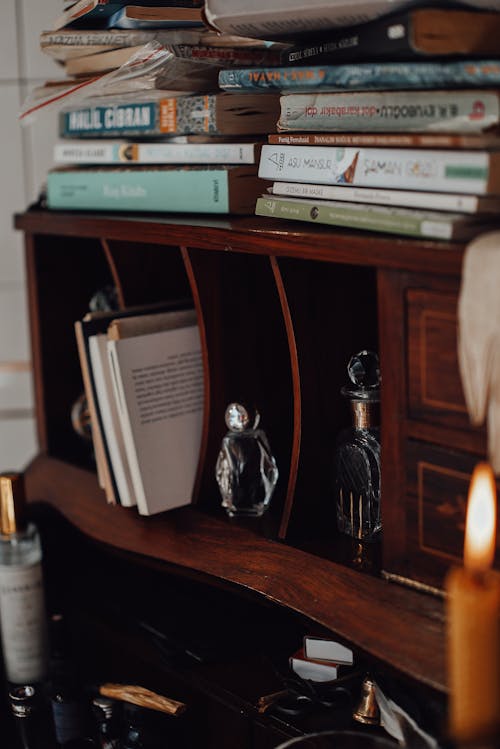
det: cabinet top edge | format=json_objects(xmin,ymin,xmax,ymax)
[{"xmin": 15, "ymin": 208, "xmax": 464, "ymax": 276}]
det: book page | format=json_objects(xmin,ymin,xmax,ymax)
[{"xmin": 108, "ymin": 324, "xmax": 203, "ymax": 515}]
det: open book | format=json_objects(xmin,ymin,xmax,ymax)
[{"xmin": 107, "ymin": 309, "xmax": 203, "ymax": 515}]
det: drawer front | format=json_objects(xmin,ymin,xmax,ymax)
[
  {"xmin": 407, "ymin": 289, "xmax": 476, "ymax": 432},
  {"xmin": 384, "ymin": 441, "xmax": 498, "ymax": 591}
]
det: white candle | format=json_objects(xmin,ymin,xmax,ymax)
[{"xmin": 446, "ymin": 462, "xmax": 500, "ymax": 742}]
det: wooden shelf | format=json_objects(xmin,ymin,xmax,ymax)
[
  {"xmin": 15, "ymin": 208, "xmax": 464, "ymax": 276},
  {"xmin": 25, "ymin": 454, "xmax": 446, "ymax": 695}
]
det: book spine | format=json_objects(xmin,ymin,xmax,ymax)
[
  {"xmin": 278, "ymin": 90, "xmax": 500, "ymax": 133},
  {"xmin": 107, "ymin": 342, "xmax": 147, "ymax": 511},
  {"xmin": 267, "ymin": 132, "xmax": 494, "ymax": 149},
  {"xmin": 255, "ymin": 196, "xmax": 456, "ymax": 240},
  {"xmin": 220, "ymin": 60, "xmax": 500, "ymax": 92},
  {"xmin": 270, "ymin": 182, "xmax": 481, "ymax": 213},
  {"xmin": 47, "ymin": 169, "xmax": 231, "ymax": 212},
  {"xmin": 170, "ymin": 45, "xmax": 282, "ymax": 66},
  {"xmin": 89, "ymin": 335, "xmax": 136, "ymax": 508},
  {"xmin": 54, "ymin": 142, "xmax": 257, "ymax": 164},
  {"xmin": 60, "ymin": 95, "xmax": 218, "ymax": 137},
  {"xmin": 282, "ymin": 10, "xmax": 414, "ymax": 64},
  {"xmin": 205, "ymin": 0, "xmax": 413, "ymax": 39},
  {"xmin": 259, "ymin": 145, "xmax": 491, "ymax": 193},
  {"xmin": 41, "ymin": 28, "xmax": 206, "ymax": 46}
]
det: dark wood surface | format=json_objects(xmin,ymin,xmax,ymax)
[
  {"xmin": 17, "ymin": 207, "xmax": 475, "ymax": 709},
  {"xmin": 25, "ymin": 454, "xmax": 446, "ymax": 694},
  {"xmin": 15, "ymin": 209, "xmax": 465, "ymax": 275}
]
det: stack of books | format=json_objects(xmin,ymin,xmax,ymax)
[
  {"xmin": 208, "ymin": 0, "xmax": 500, "ymax": 240},
  {"xmin": 289, "ymin": 636, "xmax": 354, "ymax": 682},
  {"xmin": 75, "ymin": 302, "xmax": 205, "ymax": 515},
  {"xmin": 39, "ymin": 0, "xmax": 286, "ymax": 215}
]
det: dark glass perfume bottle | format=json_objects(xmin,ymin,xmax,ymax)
[
  {"xmin": 92, "ymin": 696, "xmax": 121, "ymax": 749},
  {"xmin": 48, "ymin": 614, "xmax": 86, "ymax": 747},
  {"xmin": 334, "ymin": 351, "xmax": 381, "ymax": 542},
  {"xmin": 9, "ymin": 684, "xmax": 54, "ymax": 749},
  {"xmin": 215, "ymin": 403, "xmax": 279, "ymax": 518}
]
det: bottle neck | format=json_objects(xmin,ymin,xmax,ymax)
[{"xmin": 350, "ymin": 400, "xmax": 378, "ymax": 429}]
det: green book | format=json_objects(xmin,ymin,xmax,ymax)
[
  {"xmin": 255, "ymin": 195, "xmax": 496, "ymax": 240},
  {"xmin": 46, "ymin": 166, "xmax": 264, "ymax": 214}
]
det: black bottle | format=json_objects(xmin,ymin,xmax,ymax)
[
  {"xmin": 48, "ymin": 614, "xmax": 86, "ymax": 746},
  {"xmin": 122, "ymin": 703, "xmax": 163, "ymax": 749},
  {"xmin": 9, "ymin": 684, "xmax": 53, "ymax": 749},
  {"xmin": 92, "ymin": 696, "xmax": 122, "ymax": 749}
]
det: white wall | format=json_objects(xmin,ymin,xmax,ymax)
[{"xmin": 0, "ymin": 0, "xmax": 62, "ymax": 470}]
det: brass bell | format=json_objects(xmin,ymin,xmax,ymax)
[{"xmin": 353, "ymin": 676, "xmax": 380, "ymax": 725}]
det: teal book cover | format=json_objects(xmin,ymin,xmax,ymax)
[
  {"xmin": 60, "ymin": 101, "xmax": 162, "ymax": 137},
  {"xmin": 47, "ymin": 168, "xmax": 230, "ymax": 213},
  {"xmin": 219, "ymin": 60, "xmax": 500, "ymax": 92}
]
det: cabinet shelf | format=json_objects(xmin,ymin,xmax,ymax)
[
  {"xmin": 15, "ymin": 208, "xmax": 464, "ymax": 275},
  {"xmin": 16, "ymin": 207, "xmax": 474, "ymax": 715},
  {"xmin": 25, "ymin": 454, "xmax": 446, "ymax": 694}
]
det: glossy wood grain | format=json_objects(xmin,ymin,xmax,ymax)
[
  {"xmin": 25, "ymin": 454, "xmax": 446, "ymax": 694},
  {"xmin": 15, "ymin": 210, "xmax": 465, "ymax": 276}
]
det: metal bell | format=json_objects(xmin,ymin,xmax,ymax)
[{"xmin": 353, "ymin": 676, "xmax": 380, "ymax": 725}]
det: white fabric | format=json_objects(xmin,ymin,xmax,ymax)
[
  {"xmin": 374, "ymin": 682, "xmax": 438, "ymax": 749},
  {"xmin": 458, "ymin": 231, "xmax": 500, "ymax": 473}
]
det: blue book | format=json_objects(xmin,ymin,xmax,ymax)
[
  {"xmin": 46, "ymin": 166, "xmax": 263, "ymax": 214},
  {"xmin": 53, "ymin": 0, "xmax": 203, "ymax": 30},
  {"xmin": 219, "ymin": 60, "xmax": 500, "ymax": 93},
  {"xmin": 106, "ymin": 5, "xmax": 204, "ymax": 29}
]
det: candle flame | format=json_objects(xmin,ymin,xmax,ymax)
[{"xmin": 464, "ymin": 462, "xmax": 497, "ymax": 574}]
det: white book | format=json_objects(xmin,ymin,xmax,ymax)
[
  {"xmin": 205, "ymin": 0, "xmax": 499, "ymax": 38},
  {"xmin": 89, "ymin": 334, "xmax": 136, "ymax": 508},
  {"xmin": 270, "ymin": 181, "xmax": 500, "ymax": 214},
  {"xmin": 303, "ymin": 637, "xmax": 354, "ymax": 665},
  {"xmin": 107, "ymin": 317, "xmax": 203, "ymax": 516},
  {"xmin": 54, "ymin": 140, "xmax": 259, "ymax": 165},
  {"xmin": 289, "ymin": 650, "xmax": 339, "ymax": 682},
  {"xmin": 259, "ymin": 145, "xmax": 500, "ymax": 194}
]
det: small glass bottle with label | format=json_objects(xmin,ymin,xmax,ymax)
[
  {"xmin": 0, "ymin": 472, "xmax": 48, "ymax": 685},
  {"xmin": 334, "ymin": 351, "xmax": 381, "ymax": 543}
]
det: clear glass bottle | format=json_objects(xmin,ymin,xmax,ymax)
[
  {"xmin": 0, "ymin": 473, "xmax": 48, "ymax": 685},
  {"xmin": 334, "ymin": 351, "xmax": 381, "ymax": 542},
  {"xmin": 215, "ymin": 403, "xmax": 279, "ymax": 518}
]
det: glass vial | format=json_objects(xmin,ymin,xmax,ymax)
[
  {"xmin": 0, "ymin": 473, "xmax": 48, "ymax": 684},
  {"xmin": 334, "ymin": 351, "xmax": 381, "ymax": 542},
  {"xmin": 215, "ymin": 403, "xmax": 279, "ymax": 518}
]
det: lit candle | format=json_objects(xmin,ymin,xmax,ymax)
[{"xmin": 446, "ymin": 462, "xmax": 500, "ymax": 742}]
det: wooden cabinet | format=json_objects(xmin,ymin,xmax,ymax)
[{"xmin": 15, "ymin": 208, "xmax": 486, "ymax": 742}]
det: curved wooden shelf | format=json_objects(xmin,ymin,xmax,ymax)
[
  {"xmin": 15, "ymin": 208, "xmax": 464, "ymax": 276},
  {"xmin": 25, "ymin": 454, "xmax": 446, "ymax": 695}
]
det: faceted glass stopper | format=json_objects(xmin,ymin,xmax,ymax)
[
  {"xmin": 342, "ymin": 350, "xmax": 380, "ymax": 401},
  {"xmin": 225, "ymin": 402, "xmax": 260, "ymax": 432},
  {"xmin": 216, "ymin": 403, "xmax": 278, "ymax": 518}
]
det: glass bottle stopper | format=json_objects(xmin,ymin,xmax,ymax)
[
  {"xmin": 225, "ymin": 402, "xmax": 260, "ymax": 432},
  {"xmin": 341, "ymin": 350, "xmax": 381, "ymax": 402}
]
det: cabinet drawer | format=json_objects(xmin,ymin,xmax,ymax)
[
  {"xmin": 407, "ymin": 289, "xmax": 474, "ymax": 432},
  {"xmin": 384, "ymin": 441, "xmax": 499, "ymax": 590}
]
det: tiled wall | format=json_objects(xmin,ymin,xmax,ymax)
[{"xmin": 0, "ymin": 0, "xmax": 61, "ymax": 470}]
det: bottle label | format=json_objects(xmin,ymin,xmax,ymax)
[{"xmin": 0, "ymin": 562, "xmax": 47, "ymax": 683}]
